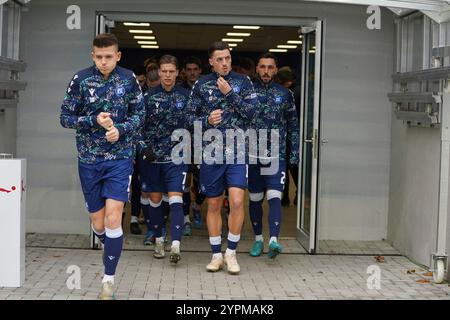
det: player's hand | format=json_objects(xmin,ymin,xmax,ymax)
[
  {"xmin": 208, "ymin": 109, "xmax": 223, "ymax": 126},
  {"xmin": 141, "ymin": 147, "xmax": 156, "ymax": 162},
  {"xmin": 105, "ymin": 126, "xmax": 119, "ymax": 143},
  {"xmin": 97, "ymin": 112, "xmax": 113, "ymax": 130},
  {"xmin": 217, "ymin": 76, "xmax": 232, "ymax": 95}
]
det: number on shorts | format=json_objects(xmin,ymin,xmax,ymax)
[
  {"xmin": 182, "ymin": 171, "xmax": 187, "ymax": 190},
  {"xmin": 281, "ymin": 171, "xmax": 286, "ymax": 185}
]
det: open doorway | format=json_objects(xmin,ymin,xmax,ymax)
[{"xmin": 99, "ymin": 19, "xmax": 307, "ymax": 252}]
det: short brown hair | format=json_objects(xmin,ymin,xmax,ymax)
[
  {"xmin": 159, "ymin": 55, "xmax": 178, "ymax": 69},
  {"xmin": 208, "ymin": 41, "xmax": 230, "ymax": 58},
  {"xmin": 93, "ymin": 33, "xmax": 119, "ymax": 49}
]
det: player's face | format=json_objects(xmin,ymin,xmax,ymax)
[
  {"xmin": 158, "ymin": 63, "xmax": 178, "ymax": 87},
  {"xmin": 91, "ymin": 45, "xmax": 121, "ymax": 77},
  {"xmin": 185, "ymin": 63, "xmax": 201, "ymax": 83},
  {"xmin": 256, "ymin": 58, "xmax": 278, "ymax": 83},
  {"xmin": 209, "ymin": 49, "xmax": 232, "ymax": 76}
]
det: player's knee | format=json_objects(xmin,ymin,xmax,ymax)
[
  {"xmin": 105, "ymin": 212, "xmax": 121, "ymax": 228},
  {"xmin": 267, "ymin": 189, "xmax": 282, "ymax": 201},
  {"xmin": 229, "ymin": 197, "xmax": 244, "ymax": 211},
  {"xmin": 149, "ymin": 198, "xmax": 162, "ymax": 208},
  {"xmin": 249, "ymin": 192, "xmax": 264, "ymax": 202},
  {"xmin": 207, "ymin": 198, "xmax": 222, "ymax": 213},
  {"xmin": 149, "ymin": 193, "xmax": 163, "ymax": 204}
]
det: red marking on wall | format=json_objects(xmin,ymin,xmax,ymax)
[{"xmin": 0, "ymin": 186, "xmax": 16, "ymax": 193}]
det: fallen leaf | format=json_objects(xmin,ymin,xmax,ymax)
[
  {"xmin": 406, "ymin": 269, "xmax": 416, "ymax": 274},
  {"xmin": 423, "ymin": 271, "xmax": 433, "ymax": 277},
  {"xmin": 375, "ymin": 256, "xmax": 385, "ymax": 263},
  {"xmin": 416, "ymin": 279, "xmax": 430, "ymax": 284}
]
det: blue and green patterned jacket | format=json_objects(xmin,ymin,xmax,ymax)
[
  {"xmin": 186, "ymin": 71, "xmax": 260, "ymax": 163},
  {"xmin": 252, "ymin": 78, "xmax": 300, "ymax": 166},
  {"xmin": 140, "ymin": 84, "xmax": 190, "ymax": 162},
  {"xmin": 60, "ymin": 65, "xmax": 145, "ymax": 164}
]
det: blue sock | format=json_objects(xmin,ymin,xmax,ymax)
[
  {"xmin": 169, "ymin": 196, "xmax": 184, "ymax": 241},
  {"xmin": 149, "ymin": 199, "xmax": 163, "ymax": 238},
  {"xmin": 162, "ymin": 198, "xmax": 170, "ymax": 225},
  {"xmin": 104, "ymin": 227, "xmax": 123, "ymax": 276},
  {"xmin": 183, "ymin": 191, "xmax": 191, "ymax": 218},
  {"xmin": 140, "ymin": 197, "xmax": 152, "ymax": 232},
  {"xmin": 268, "ymin": 197, "xmax": 282, "ymax": 239},
  {"xmin": 209, "ymin": 236, "xmax": 222, "ymax": 254},
  {"xmin": 91, "ymin": 225, "xmax": 105, "ymax": 244},
  {"xmin": 227, "ymin": 232, "xmax": 240, "ymax": 250},
  {"xmin": 249, "ymin": 200, "xmax": 263, "ymax": 236}
]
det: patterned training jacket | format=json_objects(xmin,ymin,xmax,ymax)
[
  {"xmin": 251, "ymin": 78, "xmax": 300, "ymax": 166},
  {"xmin": 186, "ymin": 71, "xmax": 260, "ymax": 163},
  {"xmin": 60, "ymin": 65, "xmax": 145, "ymax": 164},
  {"xmin": 140, "ymin": 84, "xmax": 190, "ymax": 162}
]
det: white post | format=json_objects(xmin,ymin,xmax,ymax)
[{"xmin": 0, "ymin": 158, "xmax": 26, "ymax": 287}]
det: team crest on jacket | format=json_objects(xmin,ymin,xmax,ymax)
[
  {"xmin": 115, "ymin": 86, "xmax": 125, "ymax": 97},
  {"xmin": 176, "ymin": 101, "xmax": 184, "ymax": 109}
]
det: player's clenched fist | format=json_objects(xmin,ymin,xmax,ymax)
[
  {"xmin": 105, "ymin": 126, "xmax": 119, "ymax": 143},
  {"xmin": 208, "ymin": 109, "xmax": 223, "ymax": 126},
  {"xmin": 97, "ymin": 112, "xmax": 113, "ymax": 130}
]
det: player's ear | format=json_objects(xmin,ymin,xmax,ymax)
[{"xmin": 116, "ymin": 51, "xmax": 122, "ymax": 62}]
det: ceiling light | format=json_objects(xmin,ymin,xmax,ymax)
[
  {"xmin": 134, "ymin": 35, "xmax": 156, "ymax": 40},
  {"xmin": 228, "ymin": 43, "xmax": 238, "ymax": 47},
  {"xmin": 123, "ymin": 22, "xmax": 150, "ymax": 27},
  {"xmin": 226, "ymin": 32, "xmax": 251, "ymax": 37},
  {"xmin": 129, "ymin": 29, "xmax": 153, "ymax": 34},
  {"xmin": 287, "ymin": 40, "xmax": 302, "ymax": 44},
  {"xmin": 233, "ymin": 25, "xmax": 260, "ymax": 30},
  {"xmin": 269, "ymin": 49, "xmax": 288, "ymax": 52},
  {"xmin": 138, "ymin": 41, "xmax": 158, "ymax": 45},
  {"xmin": 222, "ymin": 38, "xmax": 244, "ymax": 42},
  {"xmin": 141, "ymin": 45, "xmax": 159, "ymax": 49},
  {"xmin": 277, "ymin": 45, "xmax": 297, "ymax": 49}
]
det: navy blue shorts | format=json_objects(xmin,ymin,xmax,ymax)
[
  {"xmin": 139, "ymin": 161, "xmax": 188, "ymax": 193},
  {"xmin": 248, "ymin": 160, "xmax": 286, "ymax": 193},
  {"xmin": 78, "ymin": 159, "xmax": 133, "ymax": 213},
  {"xmin": 199, "ymin": 163, "xmax": 248, "ymax": 197}
]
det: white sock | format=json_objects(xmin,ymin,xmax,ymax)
[
  {"xmin": 270, "ymin": 236, "xmax": 278, "ymax": 244},
  {"xmin": 102, "ymin": 274, "xmax": 114, "ymax": 284},
  {"xmin": 156, "ymin": 237, "xmax": 164, "ymax": 244},
  {"xmin": 213, "ymin": 252, "xmax": 223, "ymax": 259},
  {"xmin": 255, "ymin": 234, "xmax": 263, "ymax": 242},
  {"xmin": 172, "ymin": 240, "xmax": 180, "ymax": 248},
  {"xmin": 184, "ymin": 215, "xmax": 191, "ymax": 224},
  {"xmin": 130, "ymin": 216, "xmax": 138, "ymax": 223},
  {"xmin": 225, "ymin": 248, "xmax": 236, "ymax": 256}
]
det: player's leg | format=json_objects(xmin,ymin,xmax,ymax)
[
  {"xmin": 165, "ymin": 163, "xmax": 188, "ymax": 264},
  {"xmin": 191, "ymin": 165, "xmax": 204, "ymax": 228},
  {"xmin": 139, "ymin": 161, "xmax": 156, "ymax": 245},
  {"xmin": 224, "ymin": 164, "xmax": 248, "ymax": 275},
  {"xmin": 265, "ymin": 160, "xmax": 286, "ymax": 259},
  {"xmin": 182, "ymin": 172, "xmax": 192, "ymax": 236},
  {"xmin": 248, "ymin": 163, "xmax": 265, "ymax": 257},
  {"xmin": 129, "ymin": 158, "xmax": 142, "ymax": 234},
  {"xmin": 200, "ymin": 163, "xmax": 226, "ymax": 272},
  {"xmin": 100, "ymin": 158, "xmax": 133, "ymax": 299},
  {"xmin": 149, "ymin": 192, "xmax": 164, "ymax": 259}
]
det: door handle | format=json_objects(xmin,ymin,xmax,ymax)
[{"xmin": 304, "ymin": 139, "xmax": 313, "ymax": 143}]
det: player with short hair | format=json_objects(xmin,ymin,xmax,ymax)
[{"xmin": 60, "ymin": 33, "xmax": 144, "ymax": 299}]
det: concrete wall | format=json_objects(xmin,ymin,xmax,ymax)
[
  {"xmin": 0, "ymin": 107, "xmax": 16, "ymax": 156},
  {"xmin": 17, "ymin": 0, "xmax": 394, "ymax": 237}
]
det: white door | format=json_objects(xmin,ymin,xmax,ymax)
[{"xmin": 296, "ymin": 20, "xmax": 323, "ymax": 254}]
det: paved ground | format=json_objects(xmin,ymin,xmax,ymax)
[{"xmin": 0, "ymin": 234, "xmax": 449, "ymax": 300}]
